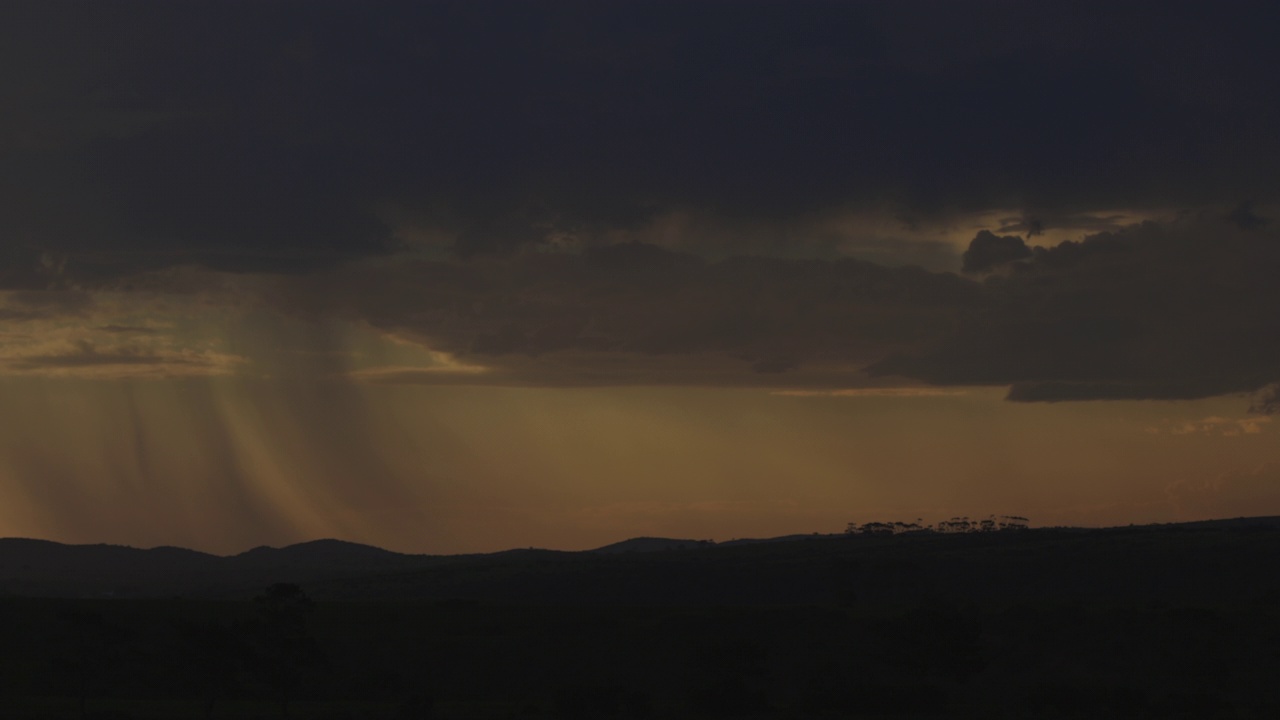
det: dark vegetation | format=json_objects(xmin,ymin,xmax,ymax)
[
  {"xmin": 845, "ymin": 515, "xmax": 1029, "ymax": 535},
  {"xmin": 2, "ymin": 518, "xmax": 1280, "ymax": 718}
]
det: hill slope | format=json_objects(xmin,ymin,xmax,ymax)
[{"xmin": 3, "ymin": 517, "xmax": 1280, "ymax": 603}]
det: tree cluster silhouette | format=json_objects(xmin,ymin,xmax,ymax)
[
  {"xmin": 846, "ymin": 515, "xmax": 1029, "ymax": 535},
  {"xmin": 168, "ymin": 583, "xmax": 328, "ymax": 719}
]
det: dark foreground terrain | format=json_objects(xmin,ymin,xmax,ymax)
[{"xmin": 2, "ymin": 519, "xmax": 1280, "ymax": 718}]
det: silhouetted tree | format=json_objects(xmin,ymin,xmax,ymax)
[
  {"xmin": 846, "ymin": 520, "xmax": 925, "ymax": 535},
  {"xmin": 851, "ymin": 516, "xmax": 1029, "ymax": 535},
  {"xmin": 996, "ymin": 515, "xmax": 1029, "ymax": 530},
  {"xmin": 937, "ymin": 517, "xmax": 974, "ymax": 533}
]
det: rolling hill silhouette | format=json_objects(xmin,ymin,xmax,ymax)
[{"xmin": 3, "ymin": 516, "xmax": 1279, "ymax": 604}]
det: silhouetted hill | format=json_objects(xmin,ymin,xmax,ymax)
[
  {"xmin": 590, "ymin": 537, "xmax": 714, "ymax": 554},
  {"xmin": 0, "ymin": 537, "xmax": 427, "ymax": 598},
  {"xmin": 0, "ymin": 538, "xmax": 220, "ymax": 596},
  {"xmin": 233, "ymin": 539, "xmax": 411, "ymax": 573},
  {"xmin": 313, "ymin": 517, "xmax": 1280, "ymax": 605},
  {"xmin": 718, "ymin": 532, "xmax": 841, "ymax": 546},
  {"xmin": 4, "ymin": 516, "xmax": 1280, "ymax": 603}
]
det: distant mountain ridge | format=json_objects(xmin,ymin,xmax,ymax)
[
  {"xmin": 4, "ymin": 516, "xmax": 1280, "ymax": 603},
  {"xmin": 0, "ymin": 536, "xmax": 425, "ymax": 598}
]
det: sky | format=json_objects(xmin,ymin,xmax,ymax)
[{"xmin": 2, "ymin": 0, "xmax": 1279, "ymax": 554}]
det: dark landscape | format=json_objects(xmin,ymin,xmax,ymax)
[
  {"xmin": 5, "ymin": 2, "xmax": 1280, "ymax": 718},
  {"xmin": 3, "ymin": 518, "xmax": 1280, "ymax": 719}
]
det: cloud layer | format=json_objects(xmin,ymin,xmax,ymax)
[
  {"xmin": 3, "ymin": 1, "xmax": 1279, "ymax": 273},
  {"xmin": 1, "ymin": 2, "xmax": 1278, "ymax": 409},
  {"xmin": 2, "ymin": 206, "xmax": 1277, "ymax": 418},
  {"xmin": 872, "ymin": 214, "xmax": 1280, "ymax": 402}
]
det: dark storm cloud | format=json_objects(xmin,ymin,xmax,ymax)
[
  {"xmin": 1251, "ymin": 386, "xmax": 1280, "ymax": 415},
  {"xmin": 3, "ymin": 1, "xmax": 1279, "ymax": 271},
  {"xmin": 1227, "ymin": 202, "xmax": 1270, "ymax": 231},
  {"xmin": 5, "ymin": 289, "xmax": 91, "ymax": 312},
  {"xmin": 275, "ymin": 243, "xmax": 980, "ymax": 386},
  {"xmin": 5, "ymin": 1, "xmax": 1280, "ymax": 406},
  {"xmin": 996, "ymin": 214, "xmax": 1130, "ymax": 237},
  {"xmin": 97, "ymin": 324, "xmax": 159, "ymax": 335},
  {"xmin": 961, "ymin": 231, "xmax": 1031, "ymax": 274},
  {"xmin": 0, "ymin": 247, "xmax": 68, "ymax": 291},
  {"xmin": 7, "ymin": 339, "xmax": 203, "ymax": 371},
  {"xmin": 264, "ymin": 210, "xmax": 1280, "ymax": 406},
  {"xmin": 0, "ymin": 290, "xmax": 93, "ymax": 321},
  {"xmin": 871, "ymin": 215, "xmax": 1280, "ymax": 403}
]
